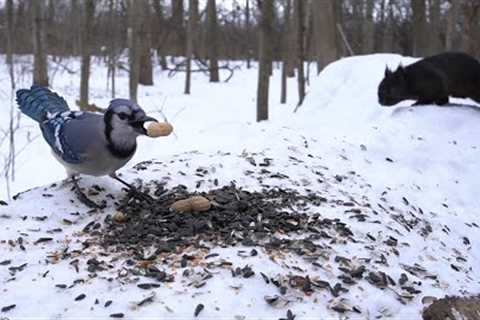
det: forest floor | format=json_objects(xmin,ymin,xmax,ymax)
[{"xmin": 0, "ymin": 54, "xmax": 479, "ymax": 319}]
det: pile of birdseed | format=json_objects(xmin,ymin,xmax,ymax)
[{"xmin": 87, "ymin": 183, "xmax": 354, "ymax": 256}]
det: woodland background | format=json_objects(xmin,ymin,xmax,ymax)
[{"xmin": 0, "ymin": 0, "xmax": 479, "ymax": 120}]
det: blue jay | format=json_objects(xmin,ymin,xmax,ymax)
[{"xmin": 16, "ymin": 85, "xmax": 157, "ymax": 206}]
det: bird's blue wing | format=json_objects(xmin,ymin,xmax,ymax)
[{"xmin": 40, "ymin": 111, "xmax": 99, "ymax": 164}]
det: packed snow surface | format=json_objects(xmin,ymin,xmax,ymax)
[{"xmin": 0, "ymin": 54, "xmax": 479, "ymax": 319}]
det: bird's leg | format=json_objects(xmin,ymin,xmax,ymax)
[
  {"xmin": 109, "ymin": 173, "xmax": 154, "ymax": 203},
  {"xmin": 55, "ymin": 174, "xmax": 76, "ymax": 189},
  {"xmin": 71, "ymin": 176, "xmax": 102, "ymax": 209}
]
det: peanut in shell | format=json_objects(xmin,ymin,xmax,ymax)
[
  {"xmin": 170, "ymin": 196, "xmax": 211, "ymax": 213},
  {"xmin": 146, "ymin": 122, "xmax": 173, "ymax": 137}
]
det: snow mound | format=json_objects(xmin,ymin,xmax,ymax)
[
  {"xmin": 299, "ymin": 53, "xmax": 480, "ymax": 130},
  {"xmin": 293, "ymin": 53, "xmax": 480, "ymax": 215}
]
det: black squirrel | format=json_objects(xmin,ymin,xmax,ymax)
[{"xmin": 378, "ymin": 52, "xmax": 480, "ymax": 106}]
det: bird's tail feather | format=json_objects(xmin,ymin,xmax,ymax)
[{"xmin": 16, "ymin": 85, "xmax": 70, "ymax": 122}]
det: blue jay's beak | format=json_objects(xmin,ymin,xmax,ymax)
[
  {"xmin": 140, "ymin": 115, "xmax": 158, "ymax": 123},
  {"xmin": 130, "ymin": 115, "xmax": 158, "ymax": 135}
]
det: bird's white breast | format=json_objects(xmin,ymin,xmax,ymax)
[{"xmin": 52, "ymin": 149, "xmax": 134, "ymax": 177}]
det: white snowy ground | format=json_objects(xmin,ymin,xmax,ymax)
[{"xmin": 0, "ymin": 54, "xmax": 479, "ymax": 319}]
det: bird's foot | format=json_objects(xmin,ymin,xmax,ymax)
[
  {"xmin": 55, "ymin": 177, "xmax": 75, "ymax": 189},
  {"xmin": 110, "ymin": 174, "xmax": 154, "ymax": 203},
  {"xmin": 72, "ymin": 177, "xmax": 105, "ymax": 209}
]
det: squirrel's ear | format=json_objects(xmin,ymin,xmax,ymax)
[
  {"xmin": 385, "ymin": 66, "xmax": 392, "ymax": 77},
  {"xmin": 394, "ymin": 65, "xmax": 406, "ymax": 80}
]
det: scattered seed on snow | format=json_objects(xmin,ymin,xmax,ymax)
[
  {"xmin": 109, "ymin": 313, "xmax": 124, "ymax": 318},
  {"xmin": 194, "ymin": 303, "xmax": 204, "ymax": 317},
  {"xmin": 75, "ymin": 294, "xmax": 86, "ymax": 301},
  {"xmin": 137, "ymin": 283, "xmax": 160, "ymax": 290},
  {"xmin": 0, "ymin": 260, "xmax": 11, "ymax": 266},
  {"xmin": 1, "ymin": 304, "xmax": 16, "ymax": 312},
  {"xmin": 34, "ymin": 237, "xmax": 53, "ymax": 245},
  {"xmin": 137, "ymin": 294, "xmax": 155, "ymax": 307},
  {"xmin": 204, "ymin": 253, "xmax": 219, "ymax": 259}
]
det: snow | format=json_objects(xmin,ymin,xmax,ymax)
[{"xmin": 0, "ymin": 53, "xmax": 479, "ymax": 319}]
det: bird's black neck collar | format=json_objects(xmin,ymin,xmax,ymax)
[{"xmin": 104, "ymin": 110, "xmax": 137, "ymax": 159}]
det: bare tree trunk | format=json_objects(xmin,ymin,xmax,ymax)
[
  {"xmin": 337, "ymin": 22, "xmax": 355, "ymax": 56},
  {"xmin": 6, "ymin": 0, "xmax": 14, "ymax": 72},
  {"xmin": 32, "ymin": 0, "xmax": 49, "ymax": 86},
  {"xmin": 382, "ymin": 0, "xmax": 395, "ymax": 52},
  {"xmin": 139, "ymin": 0, "xmax": 153, "ymax": 85},
  {"xmin": 295, "ymin": 0, "xmax": 306, "ymax": 107},
  {"xmin": 15, "ymin": 0, "xmax": 28, "ymax": 54},
  {"xmin": 377, "ymin": 0, "xmax": 395, "ymax": 53},
  {"xmin": 281, "ymin": 62, "xmax": 287, "ymax": 104},
  {"xmin": 171, "ymin": 0, "xmax": 185, "ymax": 57},
  {"xmin": 428, "ymin": 0, "xmax": 442, "ymax": 54},
  {"xmin": 445, "ymin": 0, "xmax": 459, "ymax": 51},
  {"xmin": 106, "ymin": 0, "xmax": 118, "ymax": 98},
  {"xmin": 281, "ymin": 0, "xmax": 292, "ymax": 104},
  {"xmin": 461, "ymin": 1, "xmax": 480, "ymax": 57},
  {"xmin": 79, "ymin": 0, "xmax": 95, "ymax": 111},
  {"xmin": 70, "ymin": 0, "xmax": 81, "ymax": 56},
  {"xmin": 6, "ymin": 0, "xmax": 16, "ymax": 194},
  {"xmin": 128, "ymin": 0, "xmax": 141, "ymax": 102},
  {"xmin": 412, "ymin": 0, "xmax": 428, "ymax": 56},
  {"xmin": 362, "ymin": 0, "xmax": 375, "ymax": 54},
  {"xmin": 110, "ymin": 62, "xmax": 116, "ymax": 98},
  {"xmin": 312, "ymin": 0, "xmax": 338, "ymax": 74},
  {"xmin": 46, "ymin": 0, "xmax": 57, "ymax": 55},
  {"xmin": 245, "ymin": 0, "xmax": 251, "ymax": 69},
  {"xmin": 257, "ymin": 0, "xmax": 274, "ymax": 122},
  {"xmin": 378, "ymin": 0, "xmax": 386, "ymax": 51},
  {"xmin": 185, "ymin": 0, "xmax": 199, "ymax": 94},
  {"xmin": 351, "ymin": 0, "xmax": 363, "ymax": 53},
  {"xmin": 287, "ymin": 1, "xmax": 296, "ymax": 78},
  {"xmin": 152, "ymin": 0, "xmax": 168, "ymax": 69},
  {"xmin": 207, "ymin": 0, "xmax": 220, "ymax": 82},
  {"xmin": 304, "ymin": 1, "xmax": 314, "ymax": 81},
  {"xmin": 333, "ymin": 0, "xmax": 344, "ymax": 57}
]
